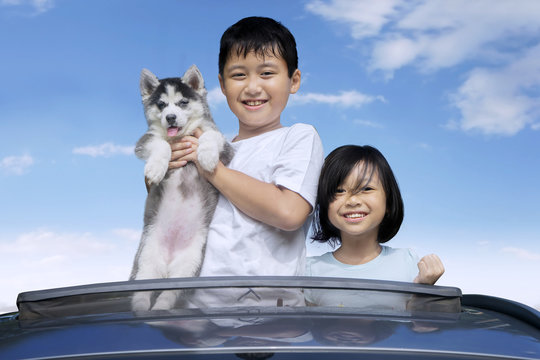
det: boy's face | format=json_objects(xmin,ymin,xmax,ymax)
[{"xmin": 219, "ymin": 50, "xmax": 301, "ymax": 140}]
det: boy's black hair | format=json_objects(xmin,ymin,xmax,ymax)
[
  {"xmin": 219, "ymin": 16, "xmax": 298, "ymax": 78},
  {"xmin": 312, "ymin": 145, "xmax": 404, "ymax": 247}
]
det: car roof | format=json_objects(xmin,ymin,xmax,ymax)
[{"xmin": 2, "ymin": 276, "xmax": 539, "ymax": 359}]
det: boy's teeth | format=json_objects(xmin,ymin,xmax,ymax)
[{"xmin": 245, "ymin": 100, "xmax": 264, "ymax": 106}]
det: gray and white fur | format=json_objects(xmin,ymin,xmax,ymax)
[{"xmin": 130, "ymin": 65, "xmax": 233, "ymax": 311}]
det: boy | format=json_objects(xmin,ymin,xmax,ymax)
[{"xmin": 170, "ymin": 17, "xmax": 324, "ymax": 308}]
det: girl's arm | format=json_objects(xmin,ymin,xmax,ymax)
[{"xmin": 413, "ymin": 254, "xmax": 445, "ymax": 285}]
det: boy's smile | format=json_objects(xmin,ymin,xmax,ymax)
[{"xmin": 219, "ymin": 50, "xmax": 301, "ymax": 140}]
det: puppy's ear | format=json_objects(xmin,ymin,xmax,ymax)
[
  {"xmin": 182, "ymin": 65, "xmax": 207, "ymax": 97},
  {"xmin": 140, "ymin": 69, "xmax": 160, "ymax": 100}
]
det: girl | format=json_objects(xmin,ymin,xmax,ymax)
[{"xmin": 305, "ymin": 145, "xmax": 444, "ymax": 307}]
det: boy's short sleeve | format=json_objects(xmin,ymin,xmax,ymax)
[{"xmin": 271, "ymin": 124, "xmax": 324, "ymax": 209}]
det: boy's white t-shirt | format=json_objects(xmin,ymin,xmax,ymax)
[
  {"xmin": 304, "ymin": 246, "xmax": 419, "ymax": 310},
  {"xmin": 189, "ymin": 123, "xmax": 324, "ymax": 309}
]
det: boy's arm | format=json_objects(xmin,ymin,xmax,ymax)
[
  {"xmin": 170, "ymin": 133, "xmax": 313, "ymax": 232},
  {"xmin": 413, "ymin": 254, "xmax": 445, "ymax": 285},
  {"xmin": 205, "ymin": 161, "xmax": 312, "ymax": 231}
]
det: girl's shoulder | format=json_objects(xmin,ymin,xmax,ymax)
[
  {"xmin": 381, "ymin": 245, "xmax": 419, "ymax": 263},
  {"xmin": 305, "ymin": 252, "xmax": 336, "ymax": 275},
  {"xmin": 306, "ymin": 251, "xmax": 334, "ymax": 264}
]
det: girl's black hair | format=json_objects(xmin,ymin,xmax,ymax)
[
  {"xmin": 218, "ymin": 16, "xmax": 298, "ymax": 78},
  {"xmin": 312, "ymin": 145, "xmax": 404, "ymax": 247}
]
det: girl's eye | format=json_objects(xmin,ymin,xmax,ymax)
[
  {"xmin": 360, "ymin": 186, "xmax": 375, "ymax": 193},
  {"xmin": 335, "ymin": 188, "xmax": 346, "ymax": 194}
]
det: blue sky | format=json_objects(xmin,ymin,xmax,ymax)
[{"xmin": 1, "ymin": 0, "xmax": 539, "ymax": 312}]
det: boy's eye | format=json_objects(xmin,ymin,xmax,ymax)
[
  {"xmin": 261, "ymin": 71, "xmax": 274, "ymax": 76},
  {"xmin": 231, "ymin": 72, "xmax": 246, "ymax": 79}
]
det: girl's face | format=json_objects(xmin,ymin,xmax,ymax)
[{"xmin": 327, "ymin": 164, "xmax": 387, "ymax": 244}]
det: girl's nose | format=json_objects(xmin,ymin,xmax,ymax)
[{"xmin": 345, "ymin": 193, "xmax": 362, "ymax": 206}]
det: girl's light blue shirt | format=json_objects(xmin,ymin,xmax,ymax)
[{"xmin": 305, "ymin": 245, "xmax": 419, "ymax": 308}]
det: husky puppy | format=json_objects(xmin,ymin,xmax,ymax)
[{"xmin": 130, "ymin": 65, "xmax": 233, "ymax": 311}]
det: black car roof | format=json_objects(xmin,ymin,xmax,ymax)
[{"xmin": 2, "ymin": 276, "xmax": 539, "ymax": 360}]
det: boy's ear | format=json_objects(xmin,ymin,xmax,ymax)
[
  {"xmin": 140, "ymin": 69, "xmax": 160, "ymax": 100},
  {"xmin": 289, "ymin": 69, "xmax": 301, "ymax": 94},
  {"xmin": 218, "ymin": 74, "xmax": 226, "ymax": 94},
  {"xmin": 183, "ymin": 65, "xmax": 207, "ymax": 97}
]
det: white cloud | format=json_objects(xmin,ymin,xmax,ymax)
[
  {"xmin": 112, "ymin": 228, "xmax": 141, "ymax": 242},
  {"xmin": 450, "ymin": 43, "xmax": 540, "ymax": 136},
  {"xmin": 0, "ymin": 228, "xmax": 136, "ymax": 312},
  {"xmin": 501, "ymin": 247, "xmax": 540, "ymax": 261},
  {"xmin": 307, "ymin": 0, "xmax": 540, "ymax": 73},
  {"xmin": 306, "ymin": 0, "xmax": 540, "ymax": 136},
  {"xmin": 1, "ymin": 0, "xmax": 54, "ymax": 15},
  {"xmin": 353, "ymin": 119, "xmax": 383, "ymax": 128},
  {"xmin": 0, "ymin": 229, "xmax": 114, "ymax": 255},
  {"xmin": 73, "ymin": 142, "xmax": 134, "ymax": 157},
  {"xmin": 306, "ymin": 0, "xmax": 402, "ymax": 39},
  {"xmin": 0, "ymin": 154, "xmax": 34, "ymax": 175},
  {"xmin": 207, "ymin": 86, "xmax": 226, "ymax": 107},
  {"xmin": 291, "ymin": 90, "xmax": 385, "ymax": 108},
  {"xmin": 414, "ymin": 142, "xmax": 431, "ymax": 150}
]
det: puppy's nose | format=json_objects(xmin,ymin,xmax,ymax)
[{"xmin": 166, "ymin": 114, "xmax": 176, "ymax": 125}]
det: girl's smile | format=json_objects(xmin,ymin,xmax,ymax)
[
  {"xmin": 328, "ymin": 164, "xmax": 387, "ymax": 245},
  {"xmin": 342, "ymin": 211, "xmax": 367, "ymax": 222}
]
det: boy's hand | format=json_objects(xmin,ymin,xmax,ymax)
[
  {"xmin": 414, "ymin": 254, "xmax": 445, "ymax": 285},
  {"xmin": 168, "ymin": 128, "xmax": 203, "ymax": 170},
  {"xmin": 145, "ymin": 129, "xmax": 203, "ymax": 191}
]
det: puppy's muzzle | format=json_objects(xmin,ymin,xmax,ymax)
[{"xmin": 166, "ymin": 114, "xmax": 177, "ymax": 126}]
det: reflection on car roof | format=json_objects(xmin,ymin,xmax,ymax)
[{"xmin": 1, "ymin": 276, "xmax": 538, "ymax": 360}]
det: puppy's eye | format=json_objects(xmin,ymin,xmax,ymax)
[
  {"xmin": 177, "ymin": 98, "xmax": 189, "ymax": 107},
  {"xmin": 157, "ymin": 101, "xmax": 167, "ymax": 110}
]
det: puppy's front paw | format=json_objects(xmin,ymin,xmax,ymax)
[
  {"xmin": 131, "ymin": 292, "xmax": 152, "ymax": 312},
  {"xmin": 152, "ymin": 290, "xmax": 179, "ymax": 311},
  {"xmin": 198, "ymin": 131, "xmax": 222, "ymax": 172},
  {"xmin": 145, "ymin": 157, "xmax": 169, "ymax": 184}
]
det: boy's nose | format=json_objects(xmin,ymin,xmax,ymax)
[{"xmin": 245, "ymin": 77, "xmax": 262, "ymax": 94}]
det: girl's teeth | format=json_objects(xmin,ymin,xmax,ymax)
[{"xmin": 345, "ymin": 213, "xmax": 365, "ymax": 218}]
